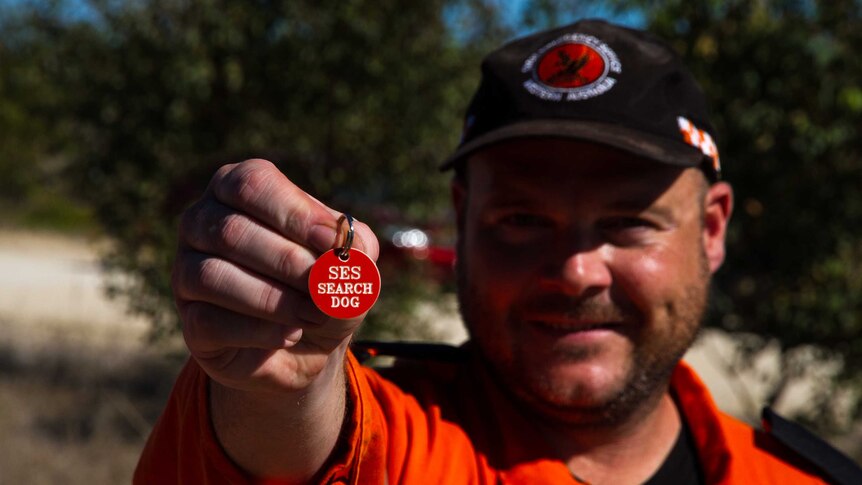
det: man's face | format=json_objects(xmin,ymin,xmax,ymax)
[{"xmin": 454, "ymin": 138, "xmax": 732, "ymax": 425}]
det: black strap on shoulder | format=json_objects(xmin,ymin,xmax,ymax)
[
  {"xmin": 761, "ymin": 407, "xmax": 862, "ymax": 485},
  {"xmin": 351, "ymin": 340, "xmax": 468, "ymax": 364}
]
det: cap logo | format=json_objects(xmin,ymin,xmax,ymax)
[
  {"xmin": 522, "ymin": 33, "xmax": 621, "ymax": 102},
  {"xmin": 677, "ymin": 116, "xmax": 721, "ymax": 174}
]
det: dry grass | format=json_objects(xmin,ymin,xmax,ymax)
[
  {"xmin": 0, "ymin": 318, "xmax": 185, "ymax": 484},
  {"xmin": 0, "ymin": 229, "xmax": 184, "ymax": 483}
]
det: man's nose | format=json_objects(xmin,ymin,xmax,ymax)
[{"xmin": 555, "ymin": 246, "xmax": 613, "ymax": 297}]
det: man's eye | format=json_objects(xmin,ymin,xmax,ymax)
[
  {"xmin": 598, "ymin": 217, "xmax": 655, "ymax": 232},
  {"xmin": 597, "ymin": 217, "xmax": 660, "ymax": 245},
  {"xmin": 498, "ymin": 213, "xmax": 552, "ymax": 227}
]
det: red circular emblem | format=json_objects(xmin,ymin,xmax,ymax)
[
  {"xmin": 309, "ymin": 248, "xmax": 380, "ymax": 319},
  {"xmin": 536, "ymin": 43, "xmax": 606, "ymax": 89}
]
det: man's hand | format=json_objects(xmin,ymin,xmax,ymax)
[{"xmin": 173, "ymin": 158, "xmax": 379, "ymax": 394}]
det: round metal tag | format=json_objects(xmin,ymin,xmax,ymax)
[{"xmin": 309, "ymin": 248, "xmax": 380, "ymax": 319}]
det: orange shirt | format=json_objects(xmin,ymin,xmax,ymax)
[{"xmin": 135, "ymin": 349, "xmax": 831, "ymax": 484}]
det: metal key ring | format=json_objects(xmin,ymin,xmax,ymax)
[{"xmin": 336, "ymin": 214, "xmax": 354, "ymax": 261}]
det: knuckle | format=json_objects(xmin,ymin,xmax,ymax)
[
  {"xmin": 274, "ymin": 244, "xmax": 304, "ymax": 279},
  {"xmin": 182, "ymin": 311, "xmax": 219, "ymax": 357},
  {"xmin": 214, "ymin": 163, "xmax": 236, "ymax": 178},
  {"xmin": 210, "ymin": 163, "xmax": 237, "ymax": 186},
  {"xmin": 214, "ymin": 213, "xmax": 251, "ymax": 254},
  {"xmin": 223, "ymin": 160, "xmax": 278, "ymax": 207},
  {"xmin": 196, "ymin": 257, "xmax": 229, "ymax": 294},
  {"xmin": 180, "ymin": 303, "xmax": 205, "ymax": 345},
  {"xmin": 257, "ymin": 283, "xmax": 285, "ymax": 316},
  {"xmin": 242, "ymin": 158, "xmax": 276, "ymax": 169},
  {"xmin": 171, "ymin": 251, "xmax": 196, "ymax": 299},
  {"xmin": 181, "ymin": 303, "xmax": 224, "ymax": 354},
  {"xmin": 178, "ymin": 201, "xmax": 206, "ymax": 246},
  {"xmin": 290, "ymin": 205, "xmax": 318, "ymax": 243}
]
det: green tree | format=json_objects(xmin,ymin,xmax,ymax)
[{"xmin": 0, "ymin": 4, "xmax": 92, "ymax": 230}]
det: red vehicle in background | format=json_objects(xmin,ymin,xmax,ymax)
[{"xmin": 377, "ymin": 223, "xmax": 456, "ymax": 286}]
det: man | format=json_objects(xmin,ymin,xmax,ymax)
[{"xmin": 136, "ymin": 19, "xmax": 861, "ymax": 484}]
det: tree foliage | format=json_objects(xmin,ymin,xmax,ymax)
[{"xmin": 0, "ymin": 4, "xmax": 90, "ymax": 229}]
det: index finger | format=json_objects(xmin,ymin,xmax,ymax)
[{"xmin": 209, "ymin": 159, "xmax": 379, "ymax": 259}]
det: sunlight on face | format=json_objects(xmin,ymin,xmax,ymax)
[{"xmin": 455, "ymin": 138, "xmax": 713, "ymax": 425}]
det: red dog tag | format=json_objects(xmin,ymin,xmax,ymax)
[{"xmin": 309, "ymin": 215, "xmax": 381, "ymax": 319}]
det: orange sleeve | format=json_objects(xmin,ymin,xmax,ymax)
[
  {"xmin": 133, "ymin": 357, "xmax": 252, "ymax": 484},
  {"xmin": 135, "ymin": 353, "xmax": 490, "ymax": 485}
]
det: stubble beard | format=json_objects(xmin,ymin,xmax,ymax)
[{"xmin": 456, "ymin": 246, "xmax": 711, "ymax": 427}]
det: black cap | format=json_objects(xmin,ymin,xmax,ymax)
[{"xmin": 441, "ymin": 19, "xmax": 721, "ymax": 180}]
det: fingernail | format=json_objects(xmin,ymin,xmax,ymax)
[
  {"xmin": 283, "ymin": 327, "xmax": 303, "ymax": 347},
  {"xmin": 309, "ymin": 224, "xmax": 336, "ymax": 253}
]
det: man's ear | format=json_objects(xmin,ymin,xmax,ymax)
[
  {"xmin": 452, "ymin": 178, "xmax": 467, "ymax": 231},
  {"xmin": 703, "ymin": 181, "xmax": 734, "ymax": 274}
]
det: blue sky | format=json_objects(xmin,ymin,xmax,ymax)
[
  {"xmin": 500, "ymin": 0, "xmax": 645, "ymax": 35},
  {"xmin": 0, "ymin": 0, "xmax": 93, "ymax": 18},
  {"xmin": 1, "ymin": 0, "xmax": 645, "ymax": 31}
]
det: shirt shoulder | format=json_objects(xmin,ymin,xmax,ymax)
[
  {"xmin": 673, "ymin": 362, "xmax": 861, "ymax": 485},
  {"xmin": 759, "ymin": 407, "xmax": 862, "ymax": 485},
  {"xmin": 714, "ymin": 409, "xmax": 831, "ymax": 484},
  {"xmin": 352, "ymin": 340, "xmax": 473, "ymax": 412}
]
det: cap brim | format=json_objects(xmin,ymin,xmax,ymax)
[{"xmin": 440, "ymin": 119, "xmax": 705, "ymax": 171}]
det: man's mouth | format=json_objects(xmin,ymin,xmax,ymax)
[
  {"xmin": 518, "ymin": 294, "xmax": 636, "ymax": 332},
  {"xmin": 527, "ymin": 318, "xmax": 625, "ymax": 332}
]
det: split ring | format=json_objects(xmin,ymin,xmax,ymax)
[{"xmin": 336, "ymin": 214, "xmax": 354, "ymax": 261}]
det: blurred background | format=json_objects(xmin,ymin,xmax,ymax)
[{"xmin": 1, "ymin": 0, "xmax": 862, "ymax": 482}]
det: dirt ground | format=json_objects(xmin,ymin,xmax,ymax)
[
  {"xmin": 0, "ymin": 230, "xmax": 185, "ymax": 483},
  {"xmin": 0, "ymin": 230, "xmax": 858, "ymax": 483}
]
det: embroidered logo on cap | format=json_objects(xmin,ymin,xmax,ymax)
[
  {"xmin": 677, "ymin": 116, "xmax": 721, "ymax": 173},
  {"xmin": 522, "ymin": 33, "xmax": 621, "ymax": 102}
]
